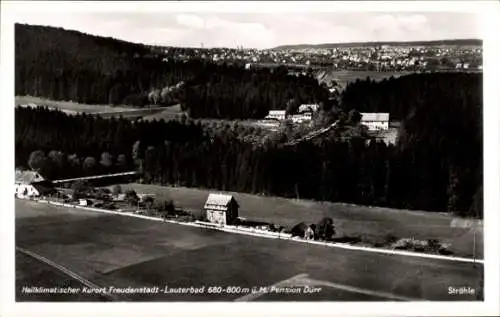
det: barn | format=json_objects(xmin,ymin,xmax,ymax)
[
  {"xmin": 15, "ymin": 170, "xmax": 55, "ymax": 199},
  {"xmin": 203, "ymin": 193, "xmax": 239, "ymax": 225}
]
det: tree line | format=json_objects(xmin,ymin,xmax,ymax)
[{"xmin": 15, "ymin": 106, "xmax": 207, "ymax": 179}]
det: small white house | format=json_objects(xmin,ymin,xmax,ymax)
[
  {"xmin": 204, "ymin": 193, "xmax": 239, "ymax": 226},
  {"xmin": 265, "ymin": 110, "xmax": 287, "ymax": 121},
  {"xmin": 79, "ymin": 199, "xmax": 92, "ymax": 206},
  {"xmin": 298, "ymin": 104, "xmax": 319, "ymax": 114},
  {"xmin": 361, "ymin": 113, "xmax": 390, "ymax": 131}
]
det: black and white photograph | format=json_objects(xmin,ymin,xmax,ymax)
[{"xmin": 1, "ymin": 1, "xmax": 499, "ymax": 316}]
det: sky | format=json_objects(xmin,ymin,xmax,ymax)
[{"xmin": 11, "ymin": 10, "xmax": 482, "ymax": 49}]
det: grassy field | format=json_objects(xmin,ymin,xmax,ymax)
[
  {"xmin": 15, "ymin": 96, "xmax": 137, "ymax": 114},
  {"xmin": 16, "ymin": 199, "xmax": 483, "ymax": 301},
  {"xmin": 114, "ymin": 183, "xmax": 483, "ymax": 259},
  {"xmin": 16, "ymin": 96, "xmax": 182, "ymax": 120},
  {"xmin": 139, "ymin": 104, "xmax": 184, "ymax": 121},
  {"xmin": 16, "ymin": 251, "xmax": 109, "ymax": 302}
]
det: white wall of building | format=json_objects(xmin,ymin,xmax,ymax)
[
  {"xmin": 265, "ymin": 111, "xmax": 286, "ymax": 121},
  {"xmin": 290, "ymin": 113, "xmax": 312, "ymax": 123},
  {"xmin": 363, "ymin": 121, "xmax": 389, "ymax": 131},
  {"xmin": 206, "ymin": 209, "xmax": 226, "ymax": 225},
  {"xmin": 15, "ymin": 184, "xmax": 39, "ymax": 199},
  {"xmin": 361, "ymin": 113, "xmax": 390, "ymax": 131}
]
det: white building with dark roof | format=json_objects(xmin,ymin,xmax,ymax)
[
  {"xmin": 265, "ymin": 110, "xmax": 286, "ymax": 121},
  {"xmin": 15, "ymin": 169, "xmax": 55, "ymax": 199},
  {"xmin": 204, "ymin": 193, "xmax": 239, "ymax": 225},
  {"xmin": 361, "ymin": 113, "xmax": 390, "ymax": 131}
]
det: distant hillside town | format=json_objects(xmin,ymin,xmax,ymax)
[{"xmin": 151, "ymin": 39, "xmax": 482, "ymax": 72}]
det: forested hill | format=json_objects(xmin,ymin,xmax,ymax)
[
  {"xmin": 340, "ymin": 72, "xmax": 482, "ymax": 121},
  {"xmin": 15, "ymin": 24, "xmax": 329, "ymax": 117},
  {"xmin": 273, "ymin": 39, "xmax": 483, "ymax": 50},
  {"xmin": 15, "ymin": 23, "xmax": 196, "ymax": 105}
]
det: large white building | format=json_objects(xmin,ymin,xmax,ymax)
[
  {"xmin": 265, "ymin": 110, "xmax": 286, "ymax": 121},
  {"xmin": 289, "ymin": 113, "xmax": 313, "ymax": 123},
  {"xmin": 361, "ymin": 113, "xmax": 390, "ymax": 131}
]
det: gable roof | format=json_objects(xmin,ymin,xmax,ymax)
[
  {"xmin": 361, "ymin": 113, "xmax": 390, "ymax": 122},
  {"xmin": 204, "ymin": 193, "xmax": 238, "ymax": 210},
  {"xmin": 267, "ymin": 110, "xmax": 286, "ymax": 115},
  {"xmin": 31, "ymin": 182, "xmax": 56, "ymax": 195},
  {"xmin": 15, "ymin": 169, "xmax": 45, "ymax": 184}
]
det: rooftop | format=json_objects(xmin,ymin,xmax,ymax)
[
  {"xmin": 361, "ymin": 113, "xmax": 390, "ymax": 122},
  {"xmin": 268, "ymin": 110, "xmax": 286, "ymax": 115},
  {"xmin": 204, "ymin": 193, "xmax": 237, "ymax": 208},
  {"xmin": 15, "ymin": 169, "xmax": 45, "ymax": 184}
]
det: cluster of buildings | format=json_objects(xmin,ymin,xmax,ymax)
[
  {"xmin": 14, "ymin": 167, "xmax": 241, "ymax": 228},
  {"xmin": 264, "ymin": 104, "xmax": 320, "ymax": 124},
  {"xmin": 264, "ymin": 103, "xmax": 390, "ymax": 131},
  {"xmin": 153, "ymin": 44, "xmax": 482, "ymax": 72}
]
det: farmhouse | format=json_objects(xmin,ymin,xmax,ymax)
[
  {"xmin": 265, "ymin": 110, "xmax": 286, "ymax": 121},
  {"xmin": 15, "ymin": 169, "xmax": 55, "ymax": 199},
  {"xmin": 203, "ymin": 193, "xmax": 239, "ymax": 225},
  {"xmin": 361, "ymin": 113, "xmax": 390, "ymax": 131}
]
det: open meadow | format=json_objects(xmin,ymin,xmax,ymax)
[
  {"xmin": 15, "ymin": 96, "xmax": 136, "ymax": 114},
  {"xmin": 114, "ymin": 183, "xmax": 483, "ymax": 259},
  {"xmin": 15, "ymin": 96, "xmax": 181, "ymax": 120},
  {"xmin": 16, "ymin": 199, "xmax": 482, "ymax": 302},
  {"xmin": 317, "ymin": 70, "xmax": 412, "ymax": 87},
  {"xmin": 137, "ymin": 104, "xmax": 185, "ymax": 121}
]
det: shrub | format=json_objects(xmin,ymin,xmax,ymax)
[
  {"xmin": 124, "ymin": 189, "xmax": 139, "ymax": 206},
  {"xmin": 384, "ymin": 234, "xmax": 398, "ymax": 244},
  {"xmin": 154, "ymin": 199, "xmax": 175, "ymax": 215},
  {"xmin": 427, "ymin": 239, "xmax": 441, "ymax": 251},
  {"xmin": 112, "ymin": 185, "xmax": 122, "ymax": 196}
]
